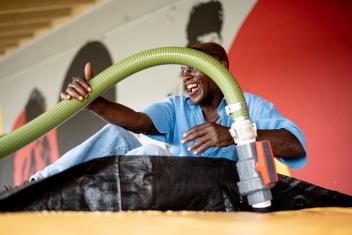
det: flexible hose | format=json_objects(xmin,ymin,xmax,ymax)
[{"xmin": 0, "ymin": 47, "xmax": 248, "ymax": 159}]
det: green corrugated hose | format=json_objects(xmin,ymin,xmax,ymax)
[{"xmin": 0, "ymin": 47, "xmax": 248, "ymax": 159}]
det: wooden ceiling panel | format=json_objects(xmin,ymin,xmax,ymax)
[
  {"xmin": 0, "ymin": 0, "xmax": 99, "ymax": 57},
  {"xmin": 0, "ymin": 22, "xmax": 51, "ymax": 36},
  {"xmin": 0, "ymin": 0, "xmax": 96, "ymax": 14},
  {"xmin": 0, "ymin": 41, "xmax": 18, "ymax": 48},
  {"xmin": 0, "ymin": 9, "xmax": 72, "ymax": 26},
  {"xmin": 0, "ymin": 33, "xmax": 34, "ymax": 41}
]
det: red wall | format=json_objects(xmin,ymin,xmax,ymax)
[{"xmin": 229, "ymin": 0, "xmax": 352, "ymax": 194}]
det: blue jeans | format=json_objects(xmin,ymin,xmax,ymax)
[{"xmin": 30, "ymin": 124, "xmax": 170, "ymax": 180}]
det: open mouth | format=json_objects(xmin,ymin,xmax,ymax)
[{"xmin": 187, "ymin": 83, "xmax": 200, "ymax": 95}]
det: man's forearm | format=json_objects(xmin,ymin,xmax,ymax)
[
  {"xmin": 87, "ymin": 97, "xmax": 158, "ymax": 134},
  {"xmin": 257, "ymin": 129, "xmax": 305, "ymax": 159}
]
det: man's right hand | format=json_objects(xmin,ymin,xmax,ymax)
[
  {"xmin": 60, "ymin": 62, "xmax": 93, "ymax": 101},
  {"xmin": 58, "ymin": 62, "xmax": 159, "ymax": 135}
]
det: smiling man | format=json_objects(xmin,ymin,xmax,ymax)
[{"xmin": 31, "ymin": 42, "xmax": 306, "ymax": 180}]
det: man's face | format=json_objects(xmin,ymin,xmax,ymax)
[{"xmin": 181, "ymin": 65, "xmax": 222, "ymax": 106}]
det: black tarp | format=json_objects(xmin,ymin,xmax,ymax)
[{"xmin": 0, "ymin": 156, "xmax": 351, "ymax": 212}]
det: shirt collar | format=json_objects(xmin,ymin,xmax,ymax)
[
  {"xmin": 217, "ymin": 97, "xmax": 227, "ymax": 117},
  {"xmin": 184, "ymin": 96, "xmax": 227, "ymax": 116}
]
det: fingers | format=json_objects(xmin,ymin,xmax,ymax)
[
  {"xmin": 60, "ymin": 91, "xmax": 71, "ymax": 100},
  {"xmin": 181, "ymin": 124, "xmax": 207, "ymax": 144},
  {"xmin": 73, "ymin": 76, "xmax": 91, "ymax": 93},
  {"xmin": 188, "ymin": 136, "xmax": 212, "ymax": 155},
  {"xmin": 61, "ymin": 62, "xmax": 94, "ymax": 101},
  {"xmin": 60, "ymin": 62, "xmax": 93, "ymax": 101},
  {"xmin": 181, "ymin": 123, "xmax": 211, "ymax": 155},
  {"xmin": 67, "ymin": 87, "xmax": 85, "ymax": 101},
  {"xmin": 181, "ymin": 123, "xmax": 234, "ymax": 155},
  {"xmin": 192, "ymin": 140, "xmax": 212, "ymax": 155},
  {"xmin": 60, "ymin": 77, "xmax": 91, "ymax": 101}
]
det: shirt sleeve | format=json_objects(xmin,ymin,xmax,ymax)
[
  {"xmin": 245, "ymin": 93, "xmax": 307, "ymax": 169},
  {"xmin": 142, "ymin": 96, "xmax": 175, "ymax": 144}
]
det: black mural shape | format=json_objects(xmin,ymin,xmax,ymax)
[
  {"xmin": 0, "ymin": 88, "xmax": 50, "ymax": 186},
  {"xmin": 24, "ymin": 89, "xmax": 53, "ymax": 178},
  {"xmin": 186, "ymin": 0, "xmax": 223, "ymax": 46},
  {"xmin": 177, "ymin": 1, "xmax": 224, "ymax": 94},
  {"xmin": 25, "ymin": 88, "xmax": 46, "ymax": 122},
  {"xmin": 56, "ymin": 41, "xmax": 115, "ymax": 156}
]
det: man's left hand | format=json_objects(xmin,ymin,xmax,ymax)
[{"xmin": 181, "ymin": 122, "xmax": 234, "ymax": 155}]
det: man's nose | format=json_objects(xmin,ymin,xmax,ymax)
[{"xmin": 181, "ymin": 72, "xmax": 192, "ymax": 82}]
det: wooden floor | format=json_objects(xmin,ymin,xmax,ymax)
[{"xmin": 0, "ymin": 207, "xmax": 351, "ymax": 235}]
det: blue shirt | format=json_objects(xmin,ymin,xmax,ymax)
[{"xmin": 143, "ymin": 92, "xmax": 307, "ymax": 169}]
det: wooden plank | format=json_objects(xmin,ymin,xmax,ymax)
[
  {"xmin": 0, "ymin": 38, "xmax": 26, "ymax": 47},
  {"xmin": 0, "ymin": 0, "xmax": 96, "ymax": 14},
  {"xmin": 0, "ymin": 44, "xmax": 18, "ymax": 55},
  {"xmin": 0, "ymin": 33, "xmax": 33, "ymax": 42},
  {"xmin": 0, "ymin": 22, "xmax": 50, "ymax": 36},
  {"xmin": 0, "ymin": 45, "xmax": 16, "ymax": 54},
  {"xmin": 0, "ymin": 0, "xmax": 100, "ymax": 58},
  {"xmin": 0, "ymin": 9, "xmax": 71, "ymax": 26},
  {"xmin": 0, "ymin": 41, "xmax": 18, "ymax": 48},
  {"xmin": 0, "ymin": 30, "xmax": 43, "ymax": 38}
]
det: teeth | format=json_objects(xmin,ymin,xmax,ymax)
[{"xmin": 187, "ymin": 83, "xmax": 198, "ymax": 90}]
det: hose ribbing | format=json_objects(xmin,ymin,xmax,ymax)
[{"xmin": 0, "ymin": 47, "xmax": 248, "ymax": 159}]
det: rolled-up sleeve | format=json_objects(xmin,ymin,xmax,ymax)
[
  {"xmin": 142, "ymin": 97, "xmax": 175, "ymax": 144},
  {"xmin": 246, "ymin": 93, "xmax": 307, "ymax": 169}
]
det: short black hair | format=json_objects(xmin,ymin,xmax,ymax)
[{"xmin": 189, "ymin": 42, "xmax": 229, "ymax": 68}]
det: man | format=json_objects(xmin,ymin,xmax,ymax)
[{"xmin": 31, "ymin": 42, "xmax": 306, "ymax": 180}]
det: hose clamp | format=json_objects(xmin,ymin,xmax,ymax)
[{"xmin": 225, "ymin": 102, "xmax": 246, "ymax": 115}]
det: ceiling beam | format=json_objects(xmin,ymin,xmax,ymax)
[
  {"xmin": 0, "ymin": 33, "xmax": 33, "ymax": 43},
  {"xmin": 0, "ymin": 30, "xmax": 43, "ymax": 38},
  {"xmin": 0, "ymin": 44, "xmax": 18, "ymax": 55},
  {"xmin": 0, "ymin": 0, "xmax": 96, "ymax": 14},
  {"xmin": 0, "ymin": 22, "xmax": 51, "ymax": 36},
  {"xmin": 0, "ymin": 8, "xmax": 71, "ymax": 26},
  {"xmin": 0, "ymin": 41, "xmax": 18, "ymax": 48},
  {"xmin": 0, "ymin": 45, "xmax": 17, "ymax": 52},
  {"xmin": 0, "ymin": 0, "xmax": 100, "ymax": 59}
]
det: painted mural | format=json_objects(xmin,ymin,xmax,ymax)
[
  {"xmin": 186, "ymin": 0, "xmax": 223, "ymax": 46},
  {"xmin": 11, "ymin": 89, "xmax": 59, "ymax": 185},
  {"xmin": 1, "ymin": 91, "xmax": 56, "ymax": 186},
  {"xmin": 0, "ymin": 42, "xmax": 115, "ymax": 186}
]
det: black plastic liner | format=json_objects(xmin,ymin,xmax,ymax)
[{"xmin": 0, "ymin": 156, "xmax": 351, "ymax": 212}]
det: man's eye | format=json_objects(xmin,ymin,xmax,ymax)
[
  {"xmin": 181, "ymin": 66, "xmax": 193, "ymax": 71},
  {"xmin": 181, "ymin": 66, "xmax": 200, "ymax": 75}
]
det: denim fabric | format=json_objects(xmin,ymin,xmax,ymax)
[{"xmin": 31, "ymin": 124, "xmax": 168, "ymax": 180}]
